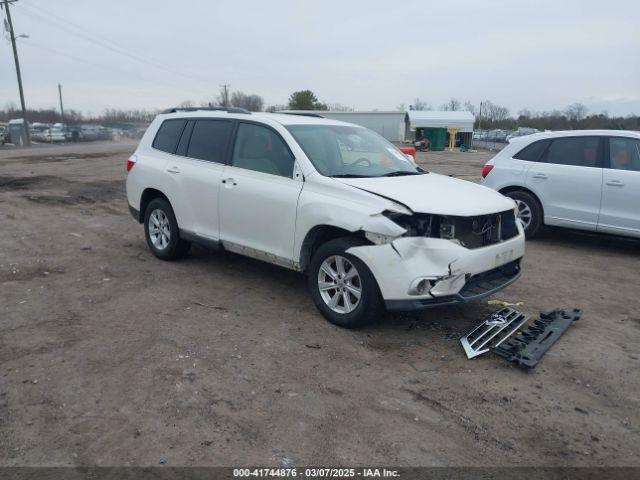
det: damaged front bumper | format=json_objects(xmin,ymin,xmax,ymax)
[
  {"xmin": 345, "ymin": 225, "xmax": 525, "ymax": 311},
  {"xmin": 385, "ymin": 259, "xmax": 522, "ymax": 311}
]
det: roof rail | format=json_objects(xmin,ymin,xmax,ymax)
[
  {"xmin": 161, "ymin": 106, "xmax": 251, "ymax": 114},
  {"xmin": 279, "ymin": 112, "xmax": 324, "ymax": 118}
]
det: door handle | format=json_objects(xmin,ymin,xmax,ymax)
[
  {"xmin": 532, "ymin": 173, "xmax": 548, "ymax": 179},
  {"xmin": 606, "ymin": 180, "xmax": 625, "ymax": 187},
  {"xmin": 221, "ymin": 178, "xmax": 237, "ymax": 186},
  {"xmin": 166, "ymin": 166, "xmax": 180, "ymax": 174}
]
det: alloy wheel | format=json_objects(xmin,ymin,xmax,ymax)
[
  {"xmin": 148, "ymin": 209, "xmax": 171, "ymax": 250},
  {"xmin": 317, "ymin": 255, "xmax": 362, "ymax": 314},
  {"xmin": 514, "ymin": 199, "xmax": 532, "ymax": 230}
]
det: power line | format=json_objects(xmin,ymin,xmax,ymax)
[
  {"xmin": 19, "ymin": 38, "xmax": 210, "ymax": 96},
  {"xmin": 14, "ymin": 1, "xmax": 217, "ymax": 89}
]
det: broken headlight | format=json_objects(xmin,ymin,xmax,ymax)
[{"xmin": 364, "ymin": 231, "xmax": 399, "ymax": 245}]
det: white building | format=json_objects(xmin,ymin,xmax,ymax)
[{"xmin": 280, "ymin": 111, "xmax": 408, "ymax": 143}]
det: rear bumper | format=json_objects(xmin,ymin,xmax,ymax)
[{"xmin": 385, "ymin": 259, "xmax": 522, "ymax": 311}]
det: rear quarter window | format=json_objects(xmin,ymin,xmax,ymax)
[
  {"xmin": 152, "ymin": 119, "xmax": 186, "ymax": 154},
  {"xmin": 513, "ymin": 139, "xmax": 550, "ymax": 162}
]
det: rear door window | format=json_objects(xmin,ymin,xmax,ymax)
[
  {"xmin": 544, "ymin": 137, "xmax": 601, "ymax": 167},
  {"xmin": 186, "ymin": 120, "xmax": 233, "ymax": 163},
  {"xmin": 513, "ymin": 139, "xmax": 550, "ymax": 162},
  {"xmin": 152, "ymin": 119, "xmax": 186, "ymax": 154},
  {"xmin": 608, "ymin": 137, "xmax": 640, "ymax": 172}
]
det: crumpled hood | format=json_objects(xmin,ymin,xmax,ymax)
[{"xmin": 335, "ymin": 173, "xmax": 515, "ymax": 216}]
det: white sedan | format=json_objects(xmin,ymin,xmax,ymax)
[{"xmin": 481, "ymin": 130, "xmax": 640, "ymax": 239}]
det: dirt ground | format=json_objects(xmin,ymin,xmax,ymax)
[{"xmin": 1, "ymin": 141, "xmax": 639, "ymax": 467}]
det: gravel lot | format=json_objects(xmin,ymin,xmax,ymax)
[{"xmin": 1, "ymin": 141, "xmax": 639, "ymax": 467}]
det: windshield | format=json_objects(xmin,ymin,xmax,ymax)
[{"xmin": 286, "ymin": 124, "xmax": 423, "ymax": 178}]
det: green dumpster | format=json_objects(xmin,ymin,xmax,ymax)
[{"xmin": 417, "ymin": 127, "xmax": 447, "ymax": 151}]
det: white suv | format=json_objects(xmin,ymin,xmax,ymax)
[
  {"xmin": 481, "ymin": 130, "xmax": 640, "ymax": 239},
  {"xmin": 126, "ymin": 108, "xmax": 525, "ymax": 327}
]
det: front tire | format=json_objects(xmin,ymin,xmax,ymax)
[
  {"xmin": 505, "ymin": 190, "xmax": 543, "ymax": 238},
  {"xmin": 143, "ymin": 198, "xmax": 191, "ymax": 260},
  {"xmin": 308, "ymin": 237, "xmax": 383, "ymax": 328}
]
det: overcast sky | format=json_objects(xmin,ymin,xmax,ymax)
[{"xmin": 1, "ymin": 0, "xmax": 638, "ymax": 116}]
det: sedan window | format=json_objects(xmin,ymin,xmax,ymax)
[
  {"xmin": 513, "ymin": 139, "xmax": 550, "ymax": 162},
  {"xmin": 545, "ymin": 137, "xmax": 601, "ymax": 167},
  {"xmin": 609, "ymin": 137, "xmax": 640, "ymax": 172}
]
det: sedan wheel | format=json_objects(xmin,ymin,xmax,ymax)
[
  {"xmin": 317, "ymin": 255, "xmax": 362, "ymax": 314},
  {"xmin": 514, "ymin": 199, "xmax": 532, "ymax": 230},
  {"xmin": 505, "ymin": 190, "xmax": 543, "ymax": 238}
]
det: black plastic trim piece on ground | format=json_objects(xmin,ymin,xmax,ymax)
[{"xmin": 492, "ymin": 308, "xmax": 582, "ymax": 369}]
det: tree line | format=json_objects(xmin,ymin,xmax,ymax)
[
  {"xmin": 3, "ymin": 91, "xmax": 638, "ymax": 132},
  {"xmin": 406, "ymin": 97, "xmax": 639, "ymax": 131}
]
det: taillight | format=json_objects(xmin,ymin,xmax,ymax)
[
  {"xmin": 127, "ymin": 154, "xmax": 137, "ymax": 172},
  {"xmin": 482, "ymin": 164, "xmax": 494, "ymax": 178}
]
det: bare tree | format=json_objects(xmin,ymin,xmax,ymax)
[
  {"xmin": 463, "ymin": 101, "xmax": 477, "ymax": 116},
  {"xmin": 410, "ymin": 98, "xmax": 431, "ymax": 111},
  {"xmin": 482, "ymin": 100, "xmax": 510, "ymax": 123},
  {"xmin": 565, "ymin": 103, "xmax": 588, "ymax": 122},
  {"xmin": 215, "ymin": 85, "xmax": 231, "ymax": 107},
  {"xmin": 177, "ymin": 100, "xmax": 195, "ymax": 108},
  {"xmin": 396, "ymin": 103, "xmax": 406, "ymax": 112},
  {"xmin": 441, "ymin": 98, "xmax": 462, "ymax": 111},
  {"xmin": 518, "ymin": 109, "xmax": 533, "ymax": 119},
  {"xmin": 230, "ymin": 92, "xmax": 264, "ymax": 111}
]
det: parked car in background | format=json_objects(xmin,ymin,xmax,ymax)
[
  {"xmin": 80, "ymin": 124, "xmax": 111, "ymax": 141},
  {"xmin": 481, "ymin": 130, "xmax": 640, "ymax": 239},
  {"xmin": 126, "ymin": 108, "xmax": 525, "ymax": 327},
  {"xmin": 506, "ymin": 127, "xmax": 539, "ymax": 143},
  {"xmin": 30, "ymin": 123, "xmax": 50, "ymax": 142},
  {"xmin": 486, "ymin": 129, "xmax": 508, "ymax": 143},
  {"xmin": 45, "ymin": 127, "xmax": 66, "ymax": 143}
]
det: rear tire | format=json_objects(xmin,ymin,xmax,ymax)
[
  {"xmin": 143, "ymin": 198, "xmax": 191, "ymax": 260},
  {"xmin": 308, "ymin": 237, "xmax": 383, "ymax": 328},
  {"xmin": 505, "ymin": 190, "xmax": 543, "ymax": 238}
]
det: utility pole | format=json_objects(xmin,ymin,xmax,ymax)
[
  {"xmin": 3, "ymin": 0, "xmax": 30, "ymax": 145},
  {"xmin": 58, "ymin": 83, "xmax": 64, "ymax": 123},
  {"xmin": 219, "ymin": 83, "xmax": 230, "ymax": 107}
]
